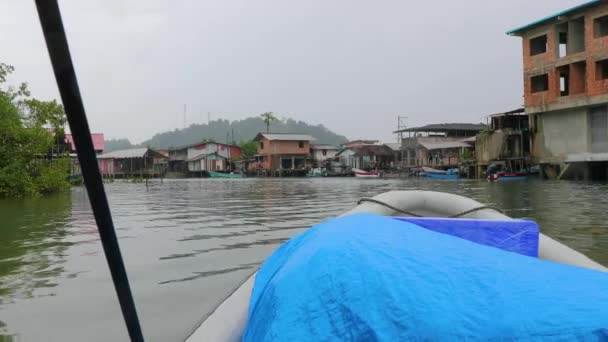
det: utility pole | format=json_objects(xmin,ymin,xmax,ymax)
[
  {"xmin": 183, "ymin": 104, "xmax": 187, "ymax": 129},
  {"xmin": 397, "ymin": 116, "xmax": 408, "ymax": 167},
  {"xmin": 397, "ymin": 116, "xmax": 408, "ymax": 144}
]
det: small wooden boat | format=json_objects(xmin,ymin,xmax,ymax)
[
  {"xmin": 486, "ymin": 159, "xmax": 531, "ymax": 182},
  {"xmin": 306, "ymin": 168, "xmax": 326, "ymax": 177},
  {"xmin": 424, "ymin": 172, "xmax": 459, "ymax": 180},
  {"xmin": 487, "ymin": 172, "xmax": 529, "ymax": 182},
  {"xmin": 208, "ymin": 171, "xmax": 244, "ymax": 179},
  {"xmin": 420, "ymin": 166, "xmax": 459, "ymax": 179},
  {"xmin": 352, "ymin": 168, "xmax": 381, "ymax": 178}
]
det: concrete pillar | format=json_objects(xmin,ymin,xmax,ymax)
[
  {"xmin": 291, "ymin": 157, "xmax": 295, "ymax": 170},
  {"xmin": 568, "ymin": 18, "xmax": 585, "ymax": 54}
]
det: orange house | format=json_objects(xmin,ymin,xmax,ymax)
[{"xmin": 253, "ymin": 133, "xmax": 316, "ymax": 170}]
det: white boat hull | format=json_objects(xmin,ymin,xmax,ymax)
[
  {"xmin": 352, "ymin": 168, "xmax": 380, "ymax": 178},
  {"xmin": 186, "ymin": 190, "xmax": 606, "ymax": 341}
]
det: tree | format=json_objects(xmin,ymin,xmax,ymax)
[
  {"xmin": 0, "ymin": 63, "xmax": 70, "ymax": 197},
  {"xmin": 260, "ymin": 112, "xmax": 277, "ymax": 133},
  {"xmin": 239, "ymin": 141, "xmax": 258, "ymax": 159},
  {"xmin": 22, "ymin": 98, "xmax": 67, "ymax": 148}
]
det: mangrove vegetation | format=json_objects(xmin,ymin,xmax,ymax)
[{"xmin": 0, "ymin": 63, "xmax": 70, "ymax": 197}]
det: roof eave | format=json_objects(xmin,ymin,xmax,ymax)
[{"xmin": 506, "ymin": 0, "xmax": 601, "ymax": 36}]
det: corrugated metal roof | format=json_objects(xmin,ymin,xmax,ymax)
[
  {"xmin": 187, "ymin": 153, "xmax": 226, "ymax": 161},
  {"xmin": 170, "ymin": 141, "xmax": 239, "ymax": 151},
  {"xmin": 310, "ymin": 144, "xmax": 339, "ymax": 150},
  {"xmin": 395, "ymin": 123, "xmax": 487, "ymax": 133},
  {"xmin": 419, "ymin": 141, "xmax": 471, "ymax": 151},
  {"xmin": 342, "ymin": 140, "xmax": 379, "ymax": 147},
  {"xmin": 488, "ymin": 108, "xmax": 526, "ymax": 117},
  {"xmin": 384, "ymin": 143, "xmax": 401, "ymax": 151},
  {"xmin": 337, "ymin": 145, "xmax": 394, "ymax": 157},
  {"xmin": 461, "ymin": 136, "xmax": 477, "ymax": 143},
  {"xmin": 98, "ymin": 147, "xmax": 148, "ymax": 159},
  {"xmin": 65, "ymin": 133, "xmax": 105, "ymax": 152},
  {"xmin": 506, "ymin": 0, "xmax": 600, "ymax": 36},
  {"xmin": 254, "ymin": 133, "xmax": 316, "ymax": 141}
]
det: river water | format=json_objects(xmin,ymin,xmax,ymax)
[{"xmin": 1, "ymin": 178, "xmax": 608, "ymax": 341}]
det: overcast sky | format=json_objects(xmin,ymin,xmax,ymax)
[{"xmin": 1, "ymin": 0, "xmax": 584, "ymax": 143}]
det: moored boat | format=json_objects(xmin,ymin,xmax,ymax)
[
  {"xmin": 486, "ymin": 159, "xmax": 531, "ymax": 182},
  {"xmin": 420, "ymin": 166, "xmax": 459, "ymax": 179},
  {"xmin": 487, "ymin": 172, "xmax": 529, "ymax": 182},
  {"xmin": 208, "ymin": 171, "xmax": 244, "ymax": 178},
  {"xmin": 306, "ymin": 168, "xmax": 326, "ymax": 177},
  {"xmin": 352, "ymin": 168, "xmax": 381, "ymax": 178}
]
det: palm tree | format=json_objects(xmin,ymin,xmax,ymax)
[{"xmin": 260, "ymin": 112, "xmax": 277, "ymax": 133}]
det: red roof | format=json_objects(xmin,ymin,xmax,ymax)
[{"xmin": 65, "ymin": 133, "xmax": 105, "ymax": 152}]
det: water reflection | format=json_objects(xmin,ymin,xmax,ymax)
[
  {"xmin": 0, "ymin": 192, "xmax": 71, "ymax": 340},
  {"xmin": 0, "ymin": 193, "xmax": 72, "ymax": 303}
]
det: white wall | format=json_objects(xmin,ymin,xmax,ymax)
[
  {"xmin": 187, "ymin": 156, "xmax": 226, "ymax": 172},
  {"xmin": 312, "ymin": 148, "xmax": 338, "ymax": 162},
  {"xmin": 188, "ymin": 160, "xmax": 201, "ymax": 172},
  {"xmin": 338, "ymin": 149, "xmax": 356, "ymax": 168},
  {"xmin": 187, "ymin": 143, "xmax": 232, "ymax": 160}
]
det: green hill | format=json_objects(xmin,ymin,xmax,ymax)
[
  {"xmin": 140, "ymin": 117, "xmax": 349, "ymax": 148},
  {"xmin": 104, "ymin": 138, "xmax": 134, "ymax": 152}
]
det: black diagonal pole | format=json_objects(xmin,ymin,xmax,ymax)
[{"xmin": 33, "ymin": 1, "xmax": 144, "ymax": 341}]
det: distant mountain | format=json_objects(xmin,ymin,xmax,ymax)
[
  {"xmin": 104, "ymin": 138, "xmax": 134, "ymax": 152},
  {"xmin": 140, "ymin": 117, "xmax": 349, "ymax": 148}
]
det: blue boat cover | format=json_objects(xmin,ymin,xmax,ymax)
[
  {"xmin": 394, "ymin": 217, "xmax": 539, "ymax": 257},
  {"xmin": 243, "ymin": 213, "xmax": 608, "ymax": 341}
]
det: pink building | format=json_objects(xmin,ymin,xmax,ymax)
[
  {"xmin": 97, "ymin": 148, "xmax": 167, "ymax": 177},
  {"xmin": 64, "ymin": 133, "xmax": 105, "ymax": 154},
  {"xmin": 64, "ymin": 133, "xmax": 105, "ymax": 176}
]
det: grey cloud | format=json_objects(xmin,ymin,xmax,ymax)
[{"xmin": 0, "ymin": 0, "xmax": 584, "ymax": 143}]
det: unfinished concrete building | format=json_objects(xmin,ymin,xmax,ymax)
[
  {"xmin": 508, "ymin": 0, "xmax": 608, "ymax": 180},
  {"xmin": 476, "ymin": 108, "xmax": 531, "ymax": 177}
]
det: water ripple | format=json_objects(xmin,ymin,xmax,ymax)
[{"xmin": 1, "ymin": 178, "xmax": 608, "ymax": 342}]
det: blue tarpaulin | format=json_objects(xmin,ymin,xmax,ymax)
[
  {"xmin": 243, "ymin": 213, "xmax": 608, "ymax": 341},
  {"xmin": 394, "ymin": 217, "xmax": 539, "ymax": 256}
]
